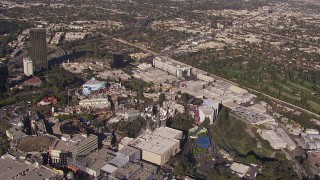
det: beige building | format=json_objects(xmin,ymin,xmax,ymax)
[
  {"xmin": 49, "ymin": 134, "xmax": 98, "ymax": 166},
  {"xmin": 260, "ymin": 130, "xmax": 287, "ymax": 149},
  {"xmin": 79, "ymin": 98, "xmax": 110, "ymax": 108},
  {"xmin": 23, "ymin": 58, "xmax": 33, "ymax": 76},
  {"xmin": 129, "ymin": 127, "xmax": 182, "ymax": 166}
]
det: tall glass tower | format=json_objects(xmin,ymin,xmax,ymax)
[{"xmin": 30, "ymin": 28, "xmax": 47, "ymax": 70}]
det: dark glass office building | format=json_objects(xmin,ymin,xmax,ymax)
[
  {"xmin": 0, "ymin": 63, "xmax": 8, "ymax": 96},
  {"xmin": 30, "ymin": 28, "xmax": 47, "ymax": 70},
  {"xmin": 113, "ymin": 52, "xmax": 124, "ymax": 68}
]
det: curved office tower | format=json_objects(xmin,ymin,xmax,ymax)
[{"xmin": 30, "ymin": 28, "xmax": 47, "ymax": 70}]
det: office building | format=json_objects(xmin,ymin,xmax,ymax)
[
  {"xmin": 49, "ymin": 134, "xmax": 98, "ymax": 166},
  {"xmin": 23, "ymin": 57, "xmax": 33, "ymax": 76},
  {"xmin": 129, "ymin": 127, "xmax": 182, "ymax": 166},
  {"xmin": 153, "ymin": 56, "xmax": 191, "ymax": 77},
  {"xmin": 0, "ymin": 63, "xmax": 8, "ymax": 95},
  {"xmin": 113, "ymin": 52, "xmax": 124, "ymax": 68},
  {"xmin": 29, "ymin": 28, "xmax": 47, "ymax": 70}
]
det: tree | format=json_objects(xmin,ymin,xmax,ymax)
[
  {"xmin": 201, "ymin": 117, "xmax": 211, "ymax": 129},
  {"xmin": 159, "ymin": 93, "xmax": 165, "ymax": 106},
  {"xmin": 86, "ymin": 114, "xmax": 95, "ymax": 121},
  {"xmin": 169, "ymin": 113, "xmax": 194, "ymax": 133}
]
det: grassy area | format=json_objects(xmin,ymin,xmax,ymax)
[
  {"xmin": 80, "ymin": 44, "xmax": 93, "ymax": 51},
  {"xmin": 281, "ymin": 92, "xmax": 301, "ymax": 101},
  {"xmin": 286, "ymin": 81, "xmax": 313, "ymax": 93},
  {"xmin": 213, "ymin": 109, "xmax": 275, "ymax": 158},
  {"xmin": 308, "ymin": 100, "xmax": 320, "ymax": 113}
]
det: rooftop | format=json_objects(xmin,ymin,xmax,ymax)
[
  {"xmin": 24, "ymin": 76, "xmax": 42, "ymax": 85},
  {"xmin": 154, "ymin": 56, "xmax": 190, "ymax": 68},
  {"xmin": 199, "ymin": 106, "xmax": 214, "ymax": 115},
  {"xmin": 83, "ymin": 77, "xmax": 105, "ymax": 86},
  {"xmin": 111, "ymin": 160, "xmax": 157, "ymax": 180},
  {"xmin": 51, "ymin": 134, "xmax": 97, "ymax": 152},
  {"xmin": 262, "ymin": 130, "xmax": 286, "ymax": 143},
  {"xmin": 78, "ymin": 147, "xmax": 115, "ymax": 171},
  {"xmin": 152, "ymin": 127, "xmax": 183, "ymax": 140},
  {"xmin": 230, "ymin": 162, "xmax": 250, "ymax": 177},
  {"xmin": 0, "ymin": 154, "xmax": 57, "ymax": 180},
  {"xmin": 129, "ymin": 133, "xmax": 179, "ymax": 155}
]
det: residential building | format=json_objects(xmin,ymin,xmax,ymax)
[{"xmin": 23, "ymin": 58, "xmax": 33, "ymax": 76}]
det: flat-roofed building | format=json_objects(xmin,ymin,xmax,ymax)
[
  {"xmin": 129, "ymin": 127, "xmax": 182, "ymax": 166},
  {"xmin": 197, "ymin": 74, "xmax": 215, "ymax": 82},
  {"xmin": 260, "ymin": 130, "xmax": 287, "ymax": 149},
  {"xmin": 152, "ymin": 127, "xmax": 183, "ymax": 140},
  {"xmin": 301, "ymin": 133, "xmax": 320, "ymax": 150},
  {"xmin": 0, "ymin": 154, "xmax": 59, "ymax": 180},
  {"xmin": 67, "ymin": 147, "xmax": 115, "ymax": 178},
  {"xmin": 108, "ymin": 160, "xmax": 157, "ymax": 180},
  {"xmin": 180, "ymin": 80, "xmax": 208, "ymax": 92},
  {"xmin": 79, "ymin": 98, "xmax": 110, "ymax": 108},
  {"xmin": 275, "ymin": 128, "xmax": 297, "ymax": 151},
  {"xmin": 23, "ymin": 58, "xmax": 33, "ymax": 76},
  {"xmin": 230, "ymin": 162, "xmax": 250, "ymax": 177},
  {"xmin": 229, "ymin": 85, "xmax": 248, "ymax": 94},
  {"xmin": 306, "ymin": 129, "xmax": 320, "ymax": 135},
  {"xmin": 153, "ymin": 56, "xmax": 191, "ymax": 77},
  {"xmin": 49, "ymin": 134, "xmax": 98, "ymax": 166},
  {"xmin": 118, "ymin": 137, "xmax": 134, "ymax": 150}
]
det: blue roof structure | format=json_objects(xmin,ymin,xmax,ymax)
[{"xmin": 198, "ymin": 137, "xmax": 211, "ymax": 149}]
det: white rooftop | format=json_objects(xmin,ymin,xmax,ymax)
[
  {"xmin": 230, "ymin": 162, "xmax": 250, "ymax": 177},
  {"xmin": 152, "ymin": 127, "xmax": 182, "ymax": 140},
  {"xmin": 199, "ymin": 106, "xmax": 214, "ymax": 115},
  {"xmin": 129, "ymin": 133, "xmax": 179, "ymax": 155}
]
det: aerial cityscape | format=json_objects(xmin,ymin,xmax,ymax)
[{"xmin": 0, "ymin": 0, "xmax": 320, "ymax": 179}]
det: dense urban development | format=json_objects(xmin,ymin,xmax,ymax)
[{"xmin": 0, "ymin": 0, "xmax": 320, "ymax": 179}]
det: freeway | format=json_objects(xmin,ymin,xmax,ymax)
[{"xmin": 107, "ymin": 37, "xmax": 320, "ymax": 119}]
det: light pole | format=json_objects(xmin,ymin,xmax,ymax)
[{"xmin": 67, "ymin": 89, "xmax": 71, "ymax": 107}]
